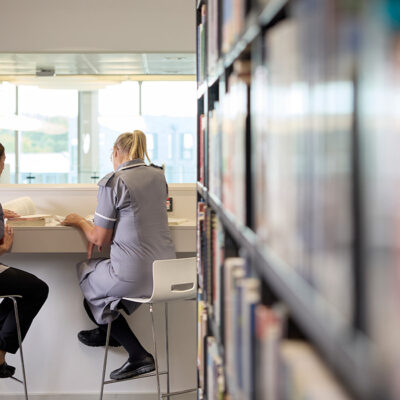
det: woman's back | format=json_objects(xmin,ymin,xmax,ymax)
[{"xmin": 101, "ymin": 159, "xmax": 176, "ymax": 284}]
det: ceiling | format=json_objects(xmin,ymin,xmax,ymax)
[{"xmin": 0, "ymin": 52, "xmax": 195, "ymax": 78}]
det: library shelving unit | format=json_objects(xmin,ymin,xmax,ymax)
[{"xmin": 196, "ymin": 1, "xmax": 400, "ymax": 399}]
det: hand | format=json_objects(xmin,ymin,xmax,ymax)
[
  {"xmin": 2, "ymin": 225, "xmax": 14, "ymax": 252},
  {"xmin": 88, "ymin": 241, "xmax": 94, "ymax": 259},
  {"xmin": 61, "ymin": 213, "xmax": 84, "ymax": 227},
  {"xmin": 4, "ymin": 209, "xmax": 20, "ymax": 219},
  {"xmin": 87, "ymin": 241, "xmax": 102, "ymax": 259}
]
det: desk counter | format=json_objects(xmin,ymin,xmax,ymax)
[{"xmin": 10, "ymin": 220, "xmax": 196, "ymax": 254}]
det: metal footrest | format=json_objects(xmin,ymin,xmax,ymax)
[
  {"xmin": 161, "ymin": 388, "xmax": 198, "ymax": 398},
  {"xmin": 104, "ymin": 370, "xmax": 168, "ymax": 385},
  {"xmin": 10, "ymin": 376, "xmax": 24, "ymax": 385}
]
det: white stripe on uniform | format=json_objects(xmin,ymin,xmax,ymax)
[{"xmin": 95, "ymin": 212, "xmax": 117, "ymax": 222}]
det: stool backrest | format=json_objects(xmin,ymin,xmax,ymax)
[{"xmin": 149, "ymin": 257, "xmax": 197, "ymax": 303}]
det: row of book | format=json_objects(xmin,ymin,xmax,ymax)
[
  {"xmin": 252, "ymin": 2, "xmax": 359, "ymax": 325},
  {"xmin": 209, "ymin": 59, "xmax": 250, "ymax": 227},
  {"xmin": 203, "ymin": 1, "xmax": 358, "ymax": 326},
  {"xmin": 252, "ymin": 1, "xmax": 363, "ymax": 322},
  {"xmin": 197, "ymin": 249, "xmax": 352, "ymax": 399},
  {"xmin": 198, "ymin": 0, "xmax": 271, "ymax": 83},
  {"xmin": 197, "ymin": 203, "xmax": 352, "ymax": 398}
]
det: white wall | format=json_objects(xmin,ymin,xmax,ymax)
[{"xmin": 0, "ymin": 0, "xmax": 195, "ymax": 53}]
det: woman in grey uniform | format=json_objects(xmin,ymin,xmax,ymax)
[
  {"xmin": 62, "ymin": 130, "xmax": 175, "ymax": 380},
  {"xmin": 0, "ymin": 143, "xmax": 49, "ymax": 378}
]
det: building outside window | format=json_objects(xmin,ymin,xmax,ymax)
[{"xmin": 0, "ymin": 80, "xmax": 196, "ymax": 184}]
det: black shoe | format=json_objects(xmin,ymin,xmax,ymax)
[
  {"xmin": 110, "ymin": 354, "xmax": 155, "ymax": 380},
  {"xmin": 0, "ymin": 362, "xmax": 15, "ymax": 378},
  {"xmin": 77, "ymin": 327, "xmax": 121, "ymax": 347}
]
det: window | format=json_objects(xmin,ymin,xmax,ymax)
[
  {"xmin": 0, "ymin": 83, "xmax": 16, "ymax": 183},
  {"xmin": 180, "ymin": 133, "xmax": 194, "ymax": 160},
  {"xmin": 141, "ymin": 81, "xmax": 197, "ymax": 183},
  {"xmin": 0, "ymin": 80, "xmax": 196, "ymax": 183},
  {"xmin": 146, "ymin": 133, "xmax": 158, "ymax": 160},
  {"xmin": 18, "ymin": 86, "xmax": 78, "ymax": 183}
]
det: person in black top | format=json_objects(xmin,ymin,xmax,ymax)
[{"xmin": 0, "ymin": 143, "xmax": 49, "ymax": 378}]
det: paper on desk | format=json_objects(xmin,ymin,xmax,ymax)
[{"xmin": 168, "ymin": 217, "xmax": 188, "ymax": 225}]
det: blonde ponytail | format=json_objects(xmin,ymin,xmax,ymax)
[{"xmin": 114, "ymin": 130, "xmax": 151, "ymax": 163}]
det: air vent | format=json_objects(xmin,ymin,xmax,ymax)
[{"xmin": 36, "ymin": 67, "xmax": 55, "ymax": 77}]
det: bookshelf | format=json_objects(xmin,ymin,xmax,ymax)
[{"xmin": 196, "ymin": 0, "xmax": 398, "ymax": 399}]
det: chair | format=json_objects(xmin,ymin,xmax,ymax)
[
  {"xmin": 100, "ymin": 257, "xmax": 198, "ymax": 400},
  {"xmin": 0, "ymin": 295, "xmax": 28, "ymax": 400}
]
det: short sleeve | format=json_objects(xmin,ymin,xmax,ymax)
[
  {"xmin": 0, "ymin": 204, "xmax": 4, "ymax": 241},
  {"xmin": 94, "ymin": 185, "xmax": 117, "ymax": 229}
]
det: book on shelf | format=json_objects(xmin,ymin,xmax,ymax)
[
  {"xmin": 222, "ymin": 0, "xmax": 246, "ymax": 55},
  {"xmin": 221, "ymin": 59, "xmax": 250, "ymax": 226},
  {"xmin": 209, "ymin": 104, "xmax": 222, "ymax": 200},
  {"xmin": 211, "ymin": 214, "xmax": 224, "ymax": 329},
  {"xmin": 197, "ymin": 4, "xmax": 207, "ymax": 84},
  {"xmin": 206, "ymin": 336, "xmax": 225, "ymax": 400},
  {"xmin": 207, "ymin": 0, "xmax": 219, "ymax": 76},
  {"xmin": 197, "ymin": 203, "xmax": 214, "ymax": 307},
  {"xmin": 255, "ymin": 303, "xmax": 286, "ymax": 400},
  {"xmin": 237, "ymin": 277, "xmax": 260, "ymax": 400},
  {"xmin": 223, "ymin": 257, "xmax": 261, "ymax": 398},
  {"xmin": 223, "ymin": 257, "xmax": 246, "ymax": 394},
  {"xmin": 197, "ymin": 297, "xmax": 208, "ymax": 395},
  {"xmin": 199, "ymin": 113, "xmax": 206, "ymax": 184},
  {"xmin": 280, "ymin": 340, "xmax": 352, "ymax": 400},
  {"xmin": 197, "ymin": 201, "xmax": 207, "ymax": 290}
]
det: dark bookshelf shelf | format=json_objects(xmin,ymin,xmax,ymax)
[
  {"xmin": 259, "ymin": 0, "xmax": 289, "ymax": 26},
  {"xmin": 199, "ymin": 186, "xmax": 378, "ymax": 400},
  {"xmin": 197, "ymin": 81, "xmax": 207, "ymax": 99},
  {"xmin": 207, "ymin": 62, "xmax": 223, "ymax": 88},
  {"xmin": 197, "ymin": 182, "xmax": 208, "ymax": 200}
]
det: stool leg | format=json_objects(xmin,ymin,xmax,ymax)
[
  {"xmin": 12, "ymin": 298, "xmax": 28, "ymax": 400},
  {"xmin": 164, "ymin": 302, "xmax": 170, "ymax": 399},
  {"xmin": 150, "ymin": 304, "xmax": 161, "ymax": 400},
  {"xmin": 99, "ymin": 321, "xmax": 111, "ymax": 400}
]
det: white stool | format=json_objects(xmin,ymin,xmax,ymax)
[
  {"xmin": 100, "ymin": 257, "xmax": 198, "ymax": 400},
  {"xmin": 0, "ymin": 295, "xmax": 28, "ymax": 400}
]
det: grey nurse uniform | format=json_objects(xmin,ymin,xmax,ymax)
[{"xmin": 77, "ymin": 159, "xmax": 176, "ymax": 324}]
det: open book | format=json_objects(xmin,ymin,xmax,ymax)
[{"xmin": 3, "ymin": 197, "xmax": 50, "ymax": 227}]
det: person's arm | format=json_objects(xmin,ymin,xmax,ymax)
[
  {"xmin": 0, "ymin": 225, "xmax": 13, "ymax": 256},
  {"xmin": 62, "ymin": 213, "xmax": 113, "ymax": 257}
]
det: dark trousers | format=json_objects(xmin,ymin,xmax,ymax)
[
  {"xmin": 83, "ymin": 299, "xmax": 148, "ymax": 361},
  {"xmin": 0, "ymin": 267, "xmax": 49, "ymax": 354}
]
